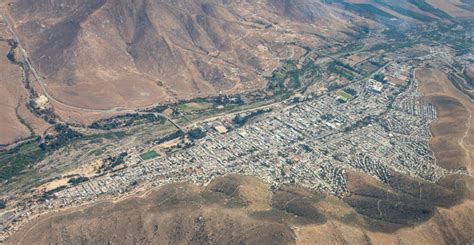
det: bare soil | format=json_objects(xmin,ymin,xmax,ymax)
[
  {"xmin": 7, "ymin": 176, "xmax": 296, "ymax": 245},
  {"xmin": 0, "ymin": 41, "xmax": 30, "ymax": 144},
  {"xmin": 7, "ymin": 174, "xmax": 474, "ymax": 245},
  {"xmin": 417, "ymin": 68, "xmax": 473, "ymax": 173},
  {"xmin": 5, "ymin": 0, "xmax": 356, "ymax": 119}
]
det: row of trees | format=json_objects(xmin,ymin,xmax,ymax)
[
  {"xmin": 233, "ymin": 108, "xmax": 272, "ymax": 126},
  {"xmin": 89, "ymin": 113, "xmax": 166, "ymax": 130}
]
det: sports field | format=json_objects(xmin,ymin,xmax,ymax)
[
  {"xmin": 337, "ymin": 90, "xmax": 353, "ymax": 101},
  {"xmin": 140, "ymin": 150, "xmax": 159, "ymax": 160},
  {"xmin": 178, "ymin": 102, "xmax": 214, "ymax": 113}
]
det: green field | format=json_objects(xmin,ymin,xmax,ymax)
[
  {"xmin": 0, "ymin": 141, "xmax": 45, "ymax": 182},
  {"xmin": 337, "ymin": 90, "xmax": 354, "ymax": 101},
  {"xmin": 274, "ymin": 70, "xmax": 287, "ymax": 81},
  {"xmin": 140, "ymin": 150, "xmax": 159, "ymax": 160},
  {"xmin": 177, "ymin": 102, "xmax": 214, "ymax": 113},
  {"xmin": 328, "ymin": 61, "xmax": 359, "ymax": 80}
]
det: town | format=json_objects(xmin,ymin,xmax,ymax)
[
  {"xmin": 2, "ymin": 48, "xmax": 469, "ymax": 239},
  {"xmin": 1, "ymin": 14, "xmax": 473, "ymax": 239}
]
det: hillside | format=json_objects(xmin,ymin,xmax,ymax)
[
  {"xmin": 6, "ymin": 175, "xmax": 474, "ymax": 244},
  {"xmin": 1, "ymin": 0, "xmax": 471, "ymax": 140},
  {"xmin": 7, "ymin": 0, "xmax": 358, "ymax": 110},
  {"xmin": 10, "ymin": 0, "xmax": 469, "ymax": 111}
]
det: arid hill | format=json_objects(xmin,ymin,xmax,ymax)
[
  {"xmin": 6, "ymin": 174, "xmax": 474, "ymax": 244},
  {"xmin": 1, "ymin": 1, "xmax": 474, "ymax": 243},
  {"xmin": 9, "ymin": 0, "xmax": 468, "ymax": 111},
  {"xmin": 1, "ymin": 0, "xmax": 471, "ymax": 141},
  {"xmin": 7, "ymin": 0, "xmax": 359, "ymax": 110}
]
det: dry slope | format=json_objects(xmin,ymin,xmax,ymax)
[
  {"xmin": 7, "ymin": 0, "xmax": 358, "ymax": 110},
  {"xmin": 6, "ymin": 174, "xmax": 474, "ymax": 244}
]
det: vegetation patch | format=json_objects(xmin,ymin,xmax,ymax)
[
  {"xmin": 89, "ymin": 113, "xmax": 166, "ymax": 130},
  {"xmin": 187, "ymin": 128, "xmax": 207, "ymax": 140},
  {"xmin": 268, "ymin": 58, "xmax": 320, "ymax": 95},
  {"xmin": 0, "ymin": 141, "xmax": 45, "ymax": 181},
  {"xmin": 273, "ymin": 70, "xmax": 287, "ymax": 81},
  {"xmin": 337, "ymin": 89, "xmax": 354, "ymax": 101},
  {"xmin": 140, "ymin": 150, "xmax": 159, "ymax": 161},
  {"xmin": 177, "ymin": 102, "xmax": 214, "ymax": 113},
  {"xmin": 0, "ymin": 127, "xmax": 130, "ymax": 183},
  {"xmin": 233, "ymin": 108, "xmax": 272, "ymax": 126},
  {"xmin": 328, "ymin": 61, "xmax": 359, "ymax": 80}
]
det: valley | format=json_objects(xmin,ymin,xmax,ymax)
[{"xmin": 0, "ymin": 0, "xmax": 473, "ymax": 244}]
